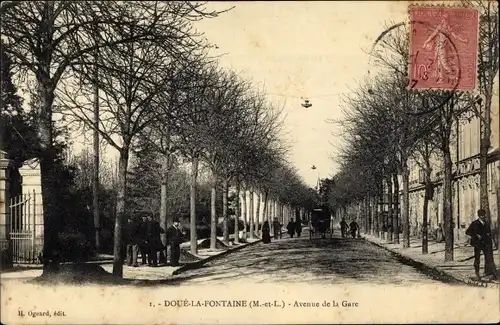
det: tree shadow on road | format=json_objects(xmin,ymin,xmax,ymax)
[{"xmin": 168, "ymin": 237, "xmax": 462, "ymax": 286}]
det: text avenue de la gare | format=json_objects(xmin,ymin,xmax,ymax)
[{"xmin": 153, "ymin": 300, "xmax": 360, "ymax": 308}]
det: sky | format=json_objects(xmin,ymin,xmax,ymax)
[{"xmin": 193, "ymin": 1, "xmax": 408, "ymax": 187}]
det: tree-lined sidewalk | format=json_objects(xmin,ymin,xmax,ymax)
[
  {"xmin": 363, "ymin": 233, "xmax": 500, "ymax": 288},
  {"xmin": 1, "ymin": 1, "xmax": 316, "ymax": 278},
  {"xmin": 322, "ymin": 1, "xmax": 499, "ymax": 265}
]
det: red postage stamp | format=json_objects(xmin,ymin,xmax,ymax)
[{"xmin": 408, "ymin": 6, "xmax": 479, "ymax": 91}]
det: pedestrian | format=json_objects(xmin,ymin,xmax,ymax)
[
  {"xmin": 436, "ymin": 223, "xmax": 444, "ymax": 243},
  {"xmin": 146, "ymin": 215, "xmax": 164, "ymax": 267},
  {"xmin": 295, "ymin": 219, "xmax": 302, "ymax": 237},
  {"xmin": 466, "ymin": 209, "xmax": 498, "ymax": 280},
  {"xmin": 125, "ymin": 217, "xmax": 140, "ymax": 267},
  {"xmin": 166, "ymin": 217, "xmax": 184, "ymax": 266},
  {"xmin": 340, "ymin": 218, "xmax": 349, "ymax": 238},
  {"xmin": 139, "ymin": 215, "xmax": 149, "ymax": 265},
  {"xmin": 349, "ymin": 219, "xmax": 359, "ymax": 238},
  {"xmin": 262, "ymin": 221, "xmax": 271, "ymax": 244},
  {"xmin": 287, "ymin": 219, "xmax": 295, "ymax": 238},
  {"xmin": 272, "ymin": 218, "xmax": 281, "ymax": 239}
]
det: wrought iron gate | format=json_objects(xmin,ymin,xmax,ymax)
[{"xmin": 9, "ymin": 190, "xmax": 40, "ymax": 264}]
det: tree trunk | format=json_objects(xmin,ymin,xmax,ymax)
[
  {"xmin": 422, "ymin": 164, "xmax": 432, "ymax": 254},
  {"xmin": 479, "ymin": 98, "xmax": 491, "ymax": 224},
  {"xmin": 281, "ymin": 203, "xmax": 285, "ymax": 224},
  {"xmin": 32, "ymin": 0, "xmax": 59, "ymax": 275},
  {"xmin": 160, "ymin": 156, "xmax": 170, "ymax": 249},
  {"xmin": 222, "ymin": 178, "xmax": 229, "ymax": 244},
  {"xmin": 234, "ymin": 181, "xmax": 240, "ymax": 244},
  {"xmin": 377, "ymin": 181, "xmax": 383, "ymax": 237},
  {"xmin": 402, "ymin": 161, "xmax": 410, "ymax": 248},
  {"xmin": 366, "ymin": 199, "xmax": 370, "ymax": 234},
  {"xmin": 210, "ymin": 182, "xmax": 217, "ymax": 249},
  {"xmin": 393, "ymin": 173, "xmax": 400, "ymax": 244},
  {"xmin": 242, "ymin": 186, "xmax": 247, "ymax": 239},
  {"xmin": 92, "ymin": 128, "xmax": 100, "ymax": 253},
  {"xmin": 262, "ymin": 191, "xmax": 269, "ymax": 222},
  {"xmin": 249, "ymin": 188, "xmax": 254, "ymax": 239},
  {"xmin": 272, "ymin": 199, "xmax": 276, "ymax": 221},
  {"xmin": 255, "ymin": 191, "xmax": 261, "ymax": 237},
  {"xmin": 443, "ymin": 142, "xmax": 454, "ymax": 262},
  {"xmin": 270, "ymin": 198, "xmax": 275, "ymax": 233},
  {"xmin": 386, "ymin": 176, "xmax": 393, "ymax": 242},
  {"xmin": 112, "ymin": 148, "xmax": 129, "ymax": 277},
  {"xmin": 92, "ymin": 18, "xmax": 101, "ymax": 253},
  {"xmin": 371, "ymin": 195, "xmax": 377, "ymax": 234},
  {"xmin": 190, "ymin": 156, "xmax": 199, "ymax": 255},
  {"xmin": 365, "ymin": 197, "xmax": 370, "ymax": 234},
  {"xmin": 37, "ymin": 74, "xmax": 61, "ymax": 274}
]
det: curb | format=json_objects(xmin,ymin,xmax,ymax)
[
  {"xmin": 362, "ymin": 236, "xmax": 469, "ymax": 286},
  {"xmin": 172, "ymin": 238, "xmax": 263, "ymax": 276}
]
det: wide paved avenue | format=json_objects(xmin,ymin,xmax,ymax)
[{"xmin": 173, "ymin": 232, "xmax": 447, "ymax": 285}]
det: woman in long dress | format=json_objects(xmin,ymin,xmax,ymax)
[{"xmin": 262, "ymin": 221, "xmax": 271, "ymax": 244}]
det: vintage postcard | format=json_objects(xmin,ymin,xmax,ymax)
[{"xmin": 1, "ymin": 1, "xmax": 499, "ymax": 324}]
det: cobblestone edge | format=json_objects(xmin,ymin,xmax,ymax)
[{"xmin": 172, "ymin": 239, "xmax": 263, "ymax": 276}]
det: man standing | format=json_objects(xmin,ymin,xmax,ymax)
[
  {"xmin": 125, "ymin": 217, "xmax": 140, "ymax": 267},
  {"xmin": 272, "ymin": 218, "xmax": 281, "ymax": 239},
  {"xmin": 340, "ymin": 218, "xmax": 349, "ymax": 238},
  {"xmin": 287, "ymin": 219, "xmax": 295, "ymax": 238},
  {"xmin": 466, "ymin": 209, "xmax": 497, "ymax": 280},
  {"xmin": 146, "ymin": 215, "xmax": 164, "ymax": 267},
  {"xmin": 166, "ymin": 218, "xmax": 184, "ymax": 266},
  {"xmin": 295, "ymin": 219, "xmax": 302, "ymax": 237},
  {"xmin": 139, "ymin": 216, "xmax": 149, "ymax": 265},
  {"xmin": 349, "ymin": 219, "xmax": 360, "ymax": 239}
]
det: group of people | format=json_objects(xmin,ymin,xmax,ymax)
[
  {"xmin": 124, "ymin": 215, "xmax": 184, "ymax": 267},
  {"xmin": 339, "ymin": 218, "xmax": 360, "ymax": 238},
  {"xmin": 287, "ymin": 219, "xmax": 303, "ymax": 238},
  {"xmin": 260, "ymin": 218, "xmax": 303, "ymax": 244}
]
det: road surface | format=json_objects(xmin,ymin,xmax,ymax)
[{"xmin": 172, "ymin": 232, "xmax": 446, "ymax": 285}]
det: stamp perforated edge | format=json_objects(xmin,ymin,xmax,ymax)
[{"xmin": 406, "ymin": 1, "xmax": 481, "ymax": 95}]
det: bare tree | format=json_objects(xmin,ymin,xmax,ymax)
[
  {"xmin": 1, "ymin": 1, "xmax": 226, "ymax": 274},
  {"xmin": 59, "ymin": 8, "xmax": 217, "ymax": 276},
  {"xmin": 138, "ymin": 62, "xmax": 197, "ymax": 257},
  {"xmin": 173, "ymin": 63, "xmax": 222, "ymax": 255},
  {"xmin": 430, "ymin": 93, "xmax": 469, "ymax": 261},
  {"xmin": 411, "ymin": 133, "xmax": 439, "ymax": 254},
  {"xmin": 199, "ymin": 69, "xmax": 251, "ymax": 247}
]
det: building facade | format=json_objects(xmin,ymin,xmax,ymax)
[{"xmin": 405, "ymin": 83, "xmax": 500, "ymax": 245}]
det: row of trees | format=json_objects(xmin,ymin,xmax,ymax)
[
  {"xmin": 323, "ymin": 1, "xmax": 498, "ymax": 262},
  {"xmin": 1, "ymin": 1, "xmax": 315, "ymax": 278}
]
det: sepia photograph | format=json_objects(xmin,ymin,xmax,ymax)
[{"xmin": 1, "ymin": 1, "xmax": 499, "ymax": 324}]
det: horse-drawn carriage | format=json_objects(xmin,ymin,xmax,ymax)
[{"xmin": 309, "ymin": 206, "xmax": 333, "ymax": 241}]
